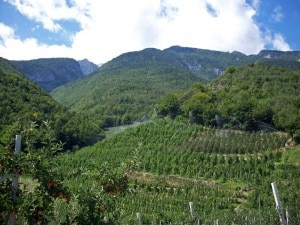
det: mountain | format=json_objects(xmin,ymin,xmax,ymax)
[
  {"xmin": 51, "ymin": 48, "xmax": 199, "ymax": 127},
  {"xmin": 77, "ymin": 58, "xmax": 99, "ymax": 76},
  {"xmin": 163, "ymin": 46, "xmax": 300, "ymax": 81},
  {"xmin": 157, "ymin": 63, "xmax": 300, "ymax": 136},
  {"xmin": 163, "ymin": 46, "xmax": 251, "ymax": 81},
  {"xmin": 11, "ymin": 58, "xmax": 85, "ymax": 92},
  {"xmin": 11, "ymin": 47, "xmax": 300, "ymax": 93},
  {"xmin": 0, "ymin": 57, "xmax": 102, "ymax": 150},
  {"xmin": 256, "ymin": 49, "xmax": 300, "ymax": 60},
  {"xmin": 51, "ymin": 46, "xmax": 300, "ymax": 128}
]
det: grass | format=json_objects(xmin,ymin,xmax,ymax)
[{"xmin": 281, "ymin": 145, "xmax": 300, "ymax": 166}]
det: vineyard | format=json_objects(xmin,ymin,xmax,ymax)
[{"xmin": 53, "ymin": 118, "xmax": 300, "ymax": 224}]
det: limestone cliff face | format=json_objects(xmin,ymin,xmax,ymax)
[
  {"xmin": 77, "ymin": 59, "xmax": 99, "ymax": 76},
  {"xmin": 11, "ymin": 58, "xmax": 85, "ymax": 92}
]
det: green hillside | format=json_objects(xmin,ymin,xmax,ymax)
[
  {"xmin": 164, "ymin": 46, "xmax": 300, "ymax": 81},
  {"xmin": 1, "ymin": 54, "xmax": 300, "ymax": 224},
  {"xmin": 0, "ymin": 58, "xmax": 101, "ymax": 150},
  {"xmin": 51, "ymin": 47, "xmax": 300, "ymax": 128},
  {"xmin": 164, "ymin": 46, "xmax": 252, "ymax": 81},
  {"xmin": 157, "ymin": 63, "xmax": 300, "ymax": 139},
  {"xmin": 51, "ymin": 48, "xmax": 199, "ymax": 127}
]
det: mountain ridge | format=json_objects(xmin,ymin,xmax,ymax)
[
  {"xmin": 77, "ymin": 58, "xmax": 99, "ymax": 76},
  {"xmin": 11, "ymin": 58, "xmax": 98, "ymax": 92},
  {"xmin": 51, "ymin": 46, "xmax": 300, "ymax": 127},
  {"xmin": 9, "ymin": 47, "xmax": 300, "ymax": 93}
]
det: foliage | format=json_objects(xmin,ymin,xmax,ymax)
[
  {"xmin": 51, "ymin": 51, "xmax": 199, "ymax": 127},
  {"xmin": 52, "ymin": 118, "xmax": 299, "ymax": 224},
  {"xmin": 1, "ymin": 48, "xmax": 300, "ymax": 224},
  {"xmin": 156, "ymin": 63, "xmax": 300, "ymax": 138},
  {"xmin": 0, "ymin": 120, "xmax": 129, "ymax": 224},
  {"xmin": 156, "ymin": 94, "xmax": 181, "ymax": 119},
  {"xmin": 0, "ymin": 120, "xmax": 67, "ymax": 224},
  {"xmin": 51, "ymin": 48, "xmax": 300, "ymax": 129},
  {"xmin": 0, "ymin": 58, "xmax": 102, "ymax": 150}
]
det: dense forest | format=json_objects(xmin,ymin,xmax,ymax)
[
  {"xmin": 51, "ymin": 49, "xmax": 199, "ymax": 127},
  {"xmin": 157, "ymin": 63, "xmax": 300, "ymax": 140},
  {"xmin": 0, "ymin": 58, "xmax": 102, "ymax": 150},
  {"xmin": 0, "ymin": 47, "xmax": 300, "ymax": 224},
  {"xmin": 52, "ymin": 47, "xmax": 300, "ymax": 129}
]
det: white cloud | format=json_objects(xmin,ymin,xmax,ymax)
[
  {"xmin": 271, "ymin": 33, "xmax": 291, "ymax": 51},
  {"xmin": 0, "ymin": 0, "xmax": 293, "ymax": 63},
  {"xmin": 271, "ymin": 6, "xmax": 283, "ymax": 22},
  {"xmin": 4, "ymin": 0, "xmax": 85, "ymax": 31},
  {"xmin": 250, "ymin": 0, "xmax": 261, "ymax": 11},
  {"xmin": 0, "ymin": 23, "xmax": 15, "ymax": 40},
  {"xmin": 0, "ymin": 22, "xmax": 73, "ymax": 60}
]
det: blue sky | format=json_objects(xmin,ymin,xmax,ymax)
[{"xmin": 0, "ymin": 0, "xmax": 299, "ymax": 63}]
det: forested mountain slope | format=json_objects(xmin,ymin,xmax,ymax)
[
  {"xmin": 157, "ymin": 63, "xmax": 300, "ymax": 139},
  {"xmin": 0, "ymin": 57, "xmax": 101, "ymax": 150},
  {"xmin": 163, "ymin": 46, "xmax": 300, "ymax": 81},
  {"xmin": 10, "ymin": 47, "xmax": 300, "ymax": 94},
  {"xmin": 51, "ymin": 48, "xmax": 200, "ymax": 127},
  {"xmin": 51, "ymin": 47, "xmax": 300, "ymax": 128},
  {"xmin": 11, "ymin": 58, "xmax": 98, "ymax": 92},
  {"xmin": 163, "ymin": 46, "xmax": 251, "ymax": 81}
]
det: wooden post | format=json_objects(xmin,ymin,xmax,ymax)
[
  {"xmin": 271, "ymin": 182, "xmax": 287, "ymax": 225},
  {"xmin": 137, "ymin": 212, "xmax": 142, "ymax": 225}
]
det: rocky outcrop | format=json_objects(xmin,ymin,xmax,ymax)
[
  {"xmin": 11, "ymin": 58, "xmax": 85, "ymax": 92},
  {"xmin": 77, "ymin": 59, "xmax": 99, "ymax": 76}
]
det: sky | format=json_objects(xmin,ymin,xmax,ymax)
[{"xmin": 0, "ymin": 0, "xmax": 299, "ymax": 64}]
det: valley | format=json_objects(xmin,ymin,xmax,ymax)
[{"xmin": 0, "ymin": 46, "xmax": 299, "ymax": 224}]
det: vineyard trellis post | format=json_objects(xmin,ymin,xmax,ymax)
[
  {"xmin": 189, "ymin": 202, "xmax": 200, "ymax": 225},
  {"xmin": 189, "ymin": 202, "xmax": 195, "ymax": 220},
  {"xmin": 271, "ymin": 182, "xmax": 287, "ymax": 225},
  {"xmin": 6, "ymin": 135, "xmax": 21, "ymax": 225},
  {"xmin": 12, "ymin": 135, "xmax": 21, "ymax": 200},
  {"xmin": 137, "ymin": 212, "xmax": 142, "ymax": 225}
]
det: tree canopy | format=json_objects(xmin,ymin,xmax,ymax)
[{"xmin": 157, "ymin": 63, "xmax": 300, "ymax": 140}]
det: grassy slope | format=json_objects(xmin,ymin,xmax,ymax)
[{"xmin": 281, "ymin": 146, "xmax": 300, "ymax": 166}]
